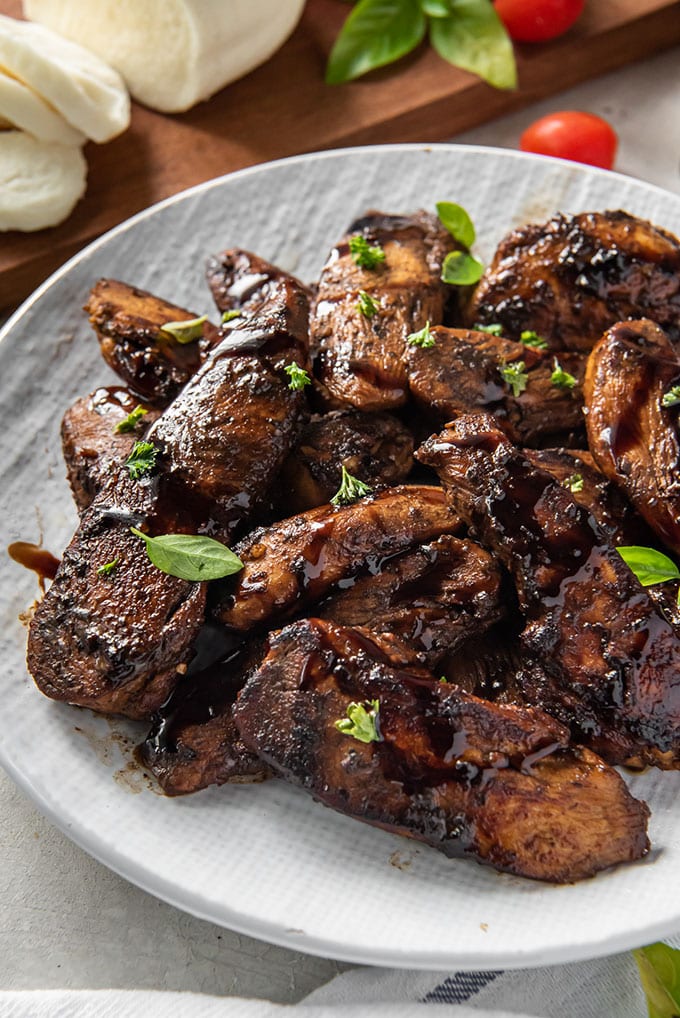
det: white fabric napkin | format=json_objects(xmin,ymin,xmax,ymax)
[{"xmin": 3, "ymin": 936, "xmax": 677, "ymax": 1018}]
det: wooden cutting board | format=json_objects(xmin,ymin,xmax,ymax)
[{"xmin": 1, "ymin": 0, "xmax": 680, "ymax": 310}]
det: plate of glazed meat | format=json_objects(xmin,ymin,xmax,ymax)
[{"xmin": 2, "ymin": 144, "xmax": 680, "ymax": 969}]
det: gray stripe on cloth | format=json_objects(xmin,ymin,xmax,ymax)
[{"xmin": 423, "ymin": 972, "xmax": 502, "ymax": 1004}]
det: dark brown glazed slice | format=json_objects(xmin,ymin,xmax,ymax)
[
  {"xmin": 467, "ymin": 211, "xmax": 680, "ymax": 351},
  {"xmin": 206, "ymin": 248, "xmax": 313, "ymax": 318},
  {"xmin": 406, "ymin": 326, "xmax": 584, "ymax": 446},
  {"xmin": 584, "ymin": 319, "xmax": 680, "ymax": 556},
  {"xmin": 318, "ymin": 535, "xmax": 504, "ymax": 667},
  {"xmin": 86, "ymin": 279, "xmax": 220, "ymax": 406},
  {"xmin": 526, "ymin": 447, "xmax": 655, "ymax": 547},
  {"xmin": 234, "ymin": 619, "xmax": 649, "ymax": 883},
  {"xmin": 278, "ymin": 410, "xmax": 414, "ymax": 514},
  {"xmin": 418, "ymin": 412, "xmax": 680, "ymax": 768},
  {"xmin": 149, "ymin": 268, "xmax": 311, "ymax": 539},
  {"xmin": 61, "ymin": 386, "xmax": 160, "ymax": 513},
  {"xmin": 27, "ymin": 469, "xmax": 207, "ymax": 719},
  {"xmin": 311, "ymin": 210, "xmax": 454, "ymax": 411},
  {"xmin": 215, "ymin": 485, "xmax": 460, "ymax": 632},
  {"xmin": 140, "ymin": 638, "xmax": 269, "ymax": 795}
]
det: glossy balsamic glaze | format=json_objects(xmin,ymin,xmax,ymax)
[{"xmin": 8, "ymin": 542, "xmax": 60, "ymax": 590}]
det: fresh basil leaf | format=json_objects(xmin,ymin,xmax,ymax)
[
  {"xmin": 441, "ymin": 250, "xmax": 484, "ymax": 285},
  {"xmin": 634, "ymin": 943, "xmax": 680, "ymax": 1018},
  {"xmin": 421, "ymin": 0, "xmax": 451, "ymax": 16},
  {"xmin": 616, "ymin": 546, "xmax": 680, "ymax": 587},
  {"xmin": 130, "ymin": 528, "xmax": 244, "ymax": 582},
  {"xmin": 436, "ymin": 201, "xmax": 475, "ymax": 247},
  {"xmin": 326, "ymin": 0, "xmax": 427, "ymax": 84},
  {"xmin": 429, "ymin": 0, "xmax": 517, "ymax": 90}
]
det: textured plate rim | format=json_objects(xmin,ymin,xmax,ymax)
[{"xmin": 1, "ymin": 143, "xmax": 679, "ymax": 970}]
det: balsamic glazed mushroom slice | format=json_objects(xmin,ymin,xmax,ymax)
[
  {"xmin": 206, "ymin": 247, "xmax": 313, "ymax": 320},
  {"xmin": 86, "ymin": 279, "xmax": 220, "ymax": 406},
  {"xmin": 417, "ymin": 412, "xmax": 680, "ymax": 769},
  {"xmin": 278, "ymin": 410, "xmax": 414, "ymax": 515},
  {"xmin": 525, "ymin": 447, "xmax": 656, "ymax": 547},
  {"xmin": 61, "ymin": 386, "xmax": 160, "ymax": 513},
  {"xmin": 467, "ymin": 210, "xmax": 680, "ymax": 351},
  {"xmin": 27, "ymin": 468, "xmax": 207, "ymax": 720},
  {"xmin": 233, "ymin": 619, "xmax": 649, "ymax": 883},
  {"xmin": 584, "ymin": 319, "xmax": 680, "ymax": 556},
  {"xmin": 318, "ymin": 534, "xmax": 505, "ymax": 668},
  {"xmin": 405, "ymin": 326, "xmax": 585, "ymax": 446},
  {"xmin": 140, "ymin": 638, "xmax": 270, "ymax": 796},
  {"xmin": 148, "ymin": 268, "xmax": 311, "ymax": 540},
  {"xmin": 214, "ymin": 485, "xmax": 460, "ymax": 633},
  {"xmin": 310, "ymin": 210, "xmax": 455, "ymax": 411}
]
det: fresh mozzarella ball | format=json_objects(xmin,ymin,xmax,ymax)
[{"xmin": 0, "ymin": 130, "xmax": 86, "ymax": 231}]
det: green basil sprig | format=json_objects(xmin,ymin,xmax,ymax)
[
  {"xmin": 130, "ymin": 528, "xmax": 243, "ymax": 582},
  {"xmin": 326, "ymin": 0, "xmax": 516, "ymax": 91},
  {"xmin": 617, "ymin": 545, "xmax": 680, "ymax": 605},
  {"xmin": 634, "ymin": 943, "xmax": 680, "ymax": 1018}
]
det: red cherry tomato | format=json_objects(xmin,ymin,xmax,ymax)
[
  {"xmin": 495, "ymin": 0, "xmax": 585, "ymax": 42},
  {"xmin": 520, "ymin": 111, "xmax": 618, "ymax": 170}
]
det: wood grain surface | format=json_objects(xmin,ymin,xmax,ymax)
[{"xmin": 1, "ymin": 0, "xmax": 679, "ymax": 310}]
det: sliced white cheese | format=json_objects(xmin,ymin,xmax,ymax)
[
  {"xmin": 0, "ymin": 130, "xmax": 86, "ymax": 231},
  {"xmin": 0, "ymin": 68, "xmax": 85, "ymax": 145},
  {"xmin": 24, "ymin": 0, "xmax": 305, "ymax": 113},
  {"xmin": 0, "ymin": 14, "xmax": 129, "ymax": 142}
]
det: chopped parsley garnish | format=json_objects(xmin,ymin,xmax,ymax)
[
  {"xmin": 349, "ymin": 234, "xmax": 386, "ymax": 269},
  {"xmin": 499, "ymin": 360, "xmax": 528, "ymax": 397},
  {"xmin": 439, "ymin": 676, "xmax": 448, "ymax": 684},
  {"xmin": 520, "ymin": 330, "xmax": 549, "ymax": 350},
  {"xmin": 130, "ymin": 528, "xmax": 243, "ymax": 581},
  {"xmin": 550, "ymin": 359, "xmax": 577, "ymax": 390},
  {"xmin": 407, "ymin": 320, "xmax": 435, "ymax": 348},
  {"xmin": 474, "ymin": 323, "xmax": 503, "ymax": 336},
  {"xmin": 221, "ymin": 309, "xmax": 242, "ymax": 324},
  {"xmin": 97, "ymin": 559, "xmax": 119, "ymax": 578},
  {"xmin": 330, "ymin": 465, "xmax": 373, "ymax": 506},
  {"xmin": 125, "ymin": 441, "xmax": 158, "ymax": 480},
  {"xmin": 335, "ymin": 699, "xmax": 382, "ymax": 743},
  {"xmin": 564, "ymin": 473, "xmax": 584, "ymax": 493},
  {"xmin": 356, "ymin": 290, "xmax": 379, "ymax": 318},
  {"xmin": 160, "ymin": 315, "xmax": 207, "ymax": 344},
  {"xmin": 114, "ymin": 405, "xmax": 148, "ymax": 435},
  {"xmin": 662, "ymin": 385, "xmax": 680, "ymax": 408},
  {"xmin": 617, "ymin": 545, "xmax": 680, "ymax": 605},
  {"xmin": 284, "ymin": 361, "xmax": 312, "ymax": 391}
]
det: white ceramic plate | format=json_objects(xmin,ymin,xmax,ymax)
[{"xmin": 1, "ymin": 144, "xmax": 679, "ymax": 971}]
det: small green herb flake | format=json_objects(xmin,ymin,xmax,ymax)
[
  {"xmin": 474, "ymin": 322, "xmax": 503, "ymax": 336},
  {"xmin": 349, "ymin": 234, "xmax": 386, "ymax": 269},
  {"xmin": 407, "ymin": 320, "xmax": 435, "ymax": 348},
  {"xmin": 331, "ymin": 465, "xmax": 373, "ymax": 507},
  {"xmin": 439, "ymin": 675, "xmax": 448, "ymax": 684},
  {"xmin": 97, "ymin": 558, "xmax": 119, "ymax": 578},
  {"xmin": 125, "ymin": 440, "xmax": 158, "ymax": 481},
  {"xmin": 550, "ymin": 359, "xmax": 577, "ymax": 390},
  {"xmin": 662, "ymin": 385, "xmax": 680, "ymax": 408},
  {"xmin": 564, "ymin": 473, "xmax": 584, "ymax": 494},
  {"xmin": 160, "ymin": 315, "xmax": 207, "ymax": 345},
  {"xmin": 617, "ymin": 545, "xmax": 680, "ymax": 592},
  {"xmin": 130, "ymin": 528, "xmax": 244, "ymax": 582},
  {"xmin": 335, "ymin": 699, "xmax": 382, "ymax": 743},
  {"xmin": 499, "ymin": 360, "xmax": 528, "ymax": 398},
  {"xmin": 520, "ymin": 330, "xmax": 549, "ymax": 350},
  {"xmin": 114, "ymin": 405, "xmax": 148, "ymax": 435},
  {"xmin": 441, "ymin": 251, "xmax": 485, "ymax": 286},
  {"xmin": 221, "ymin": 309, "xmax": 242, "ymax": 324},
  {"xmin": 356, "ymin": 290, "xmax": 379, "ymax": 318},
  {"xmin": 284, "ymin": 361, "xmax": 312, "ymax": 391},
  {"xmin": 634, "ymin": 943, "xmax": 680, "ymax": 1018},
  {"xmin": 436, "ymin": 201, "xmax": 475, "ymax": 248}
]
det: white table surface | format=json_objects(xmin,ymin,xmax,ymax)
[{"xmin": 2, "ymin": 42, "xmax": 680, "ymax": 1003}]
